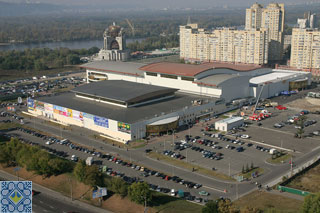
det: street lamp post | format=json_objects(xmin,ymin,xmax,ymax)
[
  {"xmin": 229, "ymin": 158, "xmax": 231, "ymax": 177},
  {"xmin": 69, "ymin": 177, "xmax": 73, "ymax": 201}
]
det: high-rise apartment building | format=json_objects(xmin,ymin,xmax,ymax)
[
  {"xmin": 297, "ymin": 11, "xmax": 317, "ymax": 29},
  {"xmin": 245, "ymin": 3, "xmax": 263, "ymax": 30},
  {"xmin": 290, "ymin": 28, "xmax": 320, "ymax": 72},
  {"xmin": 179, "ymin": 24, "xmax": 268, "ymax": 65},
  {"xmin": 180, "ymin": 3, "xmax": 284, "ymax": 65},
  {"xmin": 261, "ymin": 3, "xmax": 285, "ymax": 61},
  {"xmin": 245, "ymin": 3, "xmax": 285, "ymax": 61}
]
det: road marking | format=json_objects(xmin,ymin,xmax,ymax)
[
  {"xmin": 202, "ymin": 185, "xmax": 225, "ymax": 193},
  {"xmin": 312, "ymin": 146, "xmax": 320, "ymax": 151},
  {"xmin": 39, "ymin": 200, "xmax": 43, "ymax": 204},
  {"xmin": 49, "ymin": 205, "xmax": 54, "ymax": 209}
]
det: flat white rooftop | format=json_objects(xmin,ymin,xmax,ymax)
[
  {"xmin": 216, "ymin": 116, "xmax": 243, "ymax": 124},
  {"xmin": 249, "ymin": 72, "xmax": 297, "ymax": 85}
]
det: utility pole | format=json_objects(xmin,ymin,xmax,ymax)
[
  {"xmin": 172, "ymin": 130, "xmax": 174, "ymax": 145},
  {"xmin": 69, "ymin": 177, "xmax": 73, "ymax": 201},
  {"xmin": 229, "ymin": 158, "xmax": 231, "ymax": 177},
  {"xmin": 290, "ymin": 156, "xmax": 293, "ymax": 176},
  {"xmin": 236, "ymin": 183, "xmax": 238, "ymax": 200},
  {"xmin": 144, "ymin": 195, "xmax": 148, "ymax": 213}
]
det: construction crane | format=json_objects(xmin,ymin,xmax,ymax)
[
  {"xmin": 253, "ymin": 84, "xmax": 265, "ymax": 114},
  {"xmin": 125, "ymin": 19, "xmax": 135, "ymax": 37}
]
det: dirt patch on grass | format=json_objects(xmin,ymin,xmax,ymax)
[
  {"xmin": 102, "ymin": 194, "xmax": 156, "ymax": 213},
  {"xmin": 286, "ymin": 162, "xmax": 320, "ymax": 193},
  {"xmin": 234, "ymin": 190, "xmax": 303, "ymax": 212}
]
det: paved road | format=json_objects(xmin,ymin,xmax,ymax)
[
  {"xmin": 0, "ymin": 171, "xmax": 110, "ymax": 213},
  {"xmin": 4, "ymin": 106, "xmax": 320, "ymax": 200}
]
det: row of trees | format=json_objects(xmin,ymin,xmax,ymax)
[
  {"xmin": 0, "ymin": 138, "xmax": 73, "ymax": 177},
  {"xmin": 127, "ymin": 35, "xmax": 179, "ymax": 52},
  {"xmin": 0, "ymin": 47, "xmax": 99, "ymax": 71}
]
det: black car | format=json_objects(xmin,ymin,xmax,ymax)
[{"xmin": 145, "ymin": 149, "xmax": 152, "ymax": 153}]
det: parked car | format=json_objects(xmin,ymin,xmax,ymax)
[{"xmin": 198, "ymin": 191, "xmax": 209, "ymax": 196}]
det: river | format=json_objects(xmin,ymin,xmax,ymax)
[{"xmin": 0, "ymin": 38, "xmax": 144, "ymax": 52}]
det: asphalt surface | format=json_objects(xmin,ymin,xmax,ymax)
[{"xmin": 2, "ymin": 89, "xmax": 320, "ymax": 201}]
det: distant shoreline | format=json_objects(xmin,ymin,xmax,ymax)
[{"xmin": 0, "ymin": 43, "xmax": 10, "ymax": 46}]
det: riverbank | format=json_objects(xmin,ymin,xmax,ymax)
[{"xmin": 0, "ymin": 38, "xmax": 144, "ymax": 52}]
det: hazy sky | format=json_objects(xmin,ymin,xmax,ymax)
[{"xmin": 2, "ymin": 0, "xmax": 315, "ymax": 8}]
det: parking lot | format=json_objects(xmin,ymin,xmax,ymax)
[
  {"xmin": 1, "ymin": 120, "xmax": 222, "ymax": 204},
  {"xmin": 1, "ymin": 88, "xmax": 320, "ymax": 202},
  {"xmin": 147, "ymin": 95, "xmax": 320, "ymax": 178},
  {"xmin": 0, "ymin": 72, "xmax": 85, "ymax": 101}
]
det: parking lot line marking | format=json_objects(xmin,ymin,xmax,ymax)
[
  {"xmin": 251, "ymin": 125, "xmax": 293, "ymax": 136},
  {"xmin": 312, "ymin": 146, "xmax": 320, "ymax": 151},
  {"xmin": 202, "ymin": 185, "xmax": 225, "ymax": 193}
]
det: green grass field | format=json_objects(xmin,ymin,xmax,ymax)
[
  {"xmin": 151, "ymin": 192, "xmax": 203, "ymax": 213},
  {"xmin": 234, "ymin": 191, "xmax": 303, "ymax": 212}
]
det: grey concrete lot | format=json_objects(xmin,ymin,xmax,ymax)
[
  {"xmin": 5, "ymin": 124, "xmax": 224, "ymax": 201},
  {"xmin": 2, "ymin": 93, "xmax": 320, "ymax": 201},
  {"xmin": 242, "ymin": 108, "xmax": 320, "ymax": 154}
]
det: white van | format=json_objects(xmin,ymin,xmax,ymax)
[{"xmin": 60, "ymin": 139, "xmax": 69, "ymax": 145}]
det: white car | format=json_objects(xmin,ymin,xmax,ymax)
[
  {"xmin": 241, "ymin": 134, "xmax": 250, "ymax": 139},
  {"xmin": 170, "ymin": 189, "xmax": 176, "ymax": 196},
  {"xmin": 45, "ymin": 141, "xmax": 54, "ymax": 145}
]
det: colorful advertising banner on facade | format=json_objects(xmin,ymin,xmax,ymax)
[
  {"xmin": 44, "ymin": 103, "xmax": 53, "ymax": 113},
  {"xmin": 35, "ymin": 100, "xmax": 45, "ymax": 111},
  {"xmin": 83, "ymin": 112, "xmax": 94, "ymax": 119},
  {"xmin": 27, "ymin": 98, "xmax": 35, "ymax": 111},
  {"xmin": 53, "ymin": 105, "xmax": 67, "ymax": 116},
  {"xmin": 118, "ymin": 122, "xmax": 131, "ymax": 133},
  {"xmin": 73, "ymin": 110, "xmax": 84, "ymax": 121},
  {"xmin": 94, "ymin": 116, "xmax": 109, "ymax": 128},
  {"xmin": 67, "ymin": 108, "xmax": 73, "ymax": 118}
]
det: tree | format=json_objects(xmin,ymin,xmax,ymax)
[
  {"xmin": 241, "ymin": 206, "xmax": 263, "ymax": 213},
  {"xmin": 217, "ymin": 198, "xmax": 238, "ymax": 213},
  {"xmin": 73, "ymin": 160, "xmax": 87, "ymax": 183},
  {"xmin": 202, "ymin": 200, "xmax": 219, "ymax": 213},
  {"xmin": 66, "ymin": 54, "xmax": 81, "ymax": 65},
  {"xmin": 73, "ymin": 161, "xmax": 103, "ymax": 186},
  {"xmin": 83, "ymin": 165, "xmax": 103, "ymax": 187},
  {"xmin": 47, "ymin": 158, "xmax": 73, "ymax": 176},
  {"xmin": 302, "ymin": 192, "xmax": 320, "ymax": 213},
  {"xmin": 128, "ymin": 182, "xmax": 152, "ymax": 205},
  {"xmin": 108, "ymin": 177, "xmax": 128, "ymax": 198},
  {"xmin": 0, "ymin": 144, "xmax": 11, "ymax": 166},
  {"xmin": 295, "ymin": 115, "xmax": 306, "ymax": 138}
]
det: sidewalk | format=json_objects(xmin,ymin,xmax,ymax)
[{"xmin": 0, "ymin": 169, "xmax": 112, "ymax": 213}]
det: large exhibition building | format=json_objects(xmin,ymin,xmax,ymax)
[{"xmin": 27, "ymin": 60, "xmax": 311, "ymax": 143}]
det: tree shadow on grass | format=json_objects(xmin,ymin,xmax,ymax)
[{"xmin": 149, "ymin": 193, "xmax": 179, "ymax": 207}]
